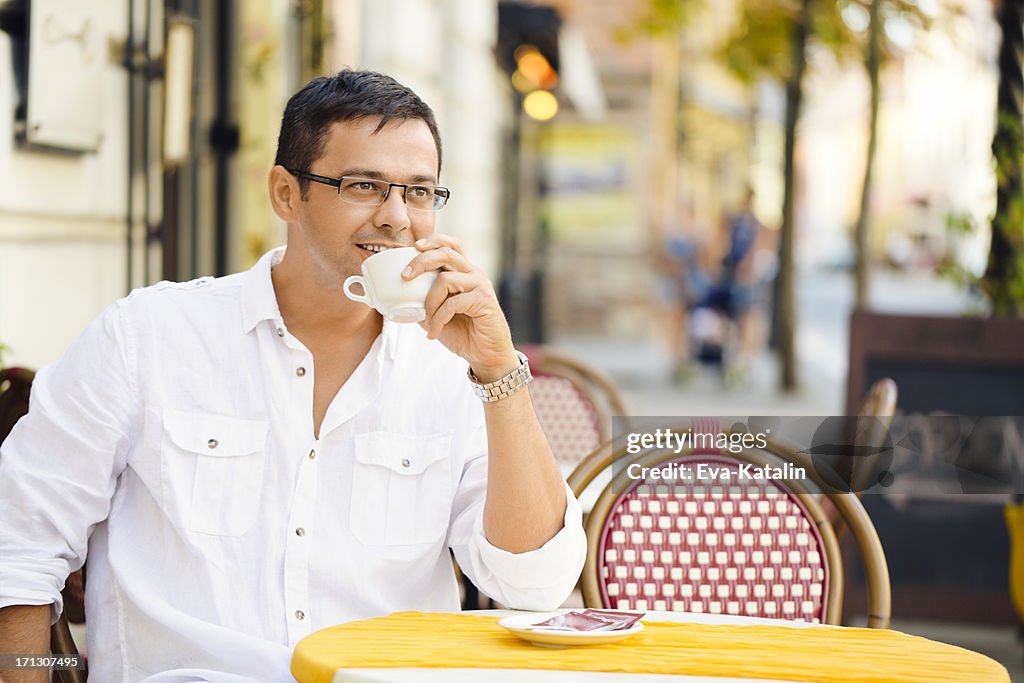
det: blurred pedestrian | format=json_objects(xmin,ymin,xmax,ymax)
[
  {"xmin": 656, "ymin": 202, "xmax": 709, "ymax": 383},
  {"xmin": 701, "ymin": 188, "xmax": 775, "ymax": 383}
]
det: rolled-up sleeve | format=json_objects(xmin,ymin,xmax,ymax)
[
  {"xmin": 0, "ymin": 301, "xmax": 136, "ymax": 622},
  {"xmin": 448, "ymin": 423, "xmax": 587, "ymax": 611}
]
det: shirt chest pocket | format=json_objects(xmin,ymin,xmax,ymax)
[
  {"xmin": 350, "ymin": 432, "xmax": 454, "ymax": 547},
  {"xmin": 161, "ymin": 410, "xmax": 269, "ymax": 536}
]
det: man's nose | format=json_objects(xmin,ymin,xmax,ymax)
[{"xmin": 373, "ymin": 186, "xmax": 411, "ymax": 231}]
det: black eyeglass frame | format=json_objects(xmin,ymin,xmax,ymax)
[{"xmin": 287, "ymin": 169, "xmax": 451, "ymax": 210}]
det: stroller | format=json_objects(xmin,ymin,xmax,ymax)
[{"xmin": 690, "ymin": 278, "xmax": 744, "ymax": 373}]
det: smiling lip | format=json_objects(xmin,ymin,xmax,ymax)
[{"xmin": 356, "ymin": 243, "xmax": 404, "ymax": 254}]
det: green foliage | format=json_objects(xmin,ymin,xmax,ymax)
[
  {"xmin": 718, "ymin": 1, "xmax": 800, "ymax": 83},
  {"xmin": 983, "ymin": 193, "xmax": 1024, "ymax": 316},
  {"xmin": 993, "ymin": 110, "xmax": 1024, "ymax": 189},
  {"xmin": 941, "ymin": 198, "xmax": 1024, "ymax": 317},
  {"xmin": 944, "ymin": 210, "xmax": 976, "ymax": 236},
  {"xmin": 715, "ymin": 0, "xmax": 941, "ymax": 85},
  {"xmin": 937, "ymin": 211, "xmax": 981, "ymax": 289},
  {"xmin": 628, "ymin": 0, "xmax": 956, "ymax": 97},
  {"xmin": 617, "ymin": 0, "xmax": 705, "ymax": 42}
]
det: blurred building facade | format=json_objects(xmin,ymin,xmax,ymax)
[
  {"xmin": 0, "ymin": 0, "xmax": 507, "ymax": 369},
  {"xmin": 1, "ymin": 0, "xmax": 143, "ymax": 367}
]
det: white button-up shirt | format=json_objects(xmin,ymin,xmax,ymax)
[{"xmin": 0, "ymin": 247, "xmax": 586, "ymax": 683}]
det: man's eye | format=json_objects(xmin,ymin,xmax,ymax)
[
  {"xmin": 408, "ymin": 186, "xmax": 431, "ymax": 197},
  {"xmin": 352, "ymin": 182, "xmax": 378, "ymax": 192}
]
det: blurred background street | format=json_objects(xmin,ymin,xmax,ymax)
[{"xmin": 562, "ymin": 265, "xmax": 979, "ymax": 416}]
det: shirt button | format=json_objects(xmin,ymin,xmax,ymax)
[
  {"xmin": 296, "ymin": 367, "xmax": 306, "ymax": 377},
  {"xmin": 295, "ymin": 527, "xmax": 305, "ymax": 537},
  {"xmin": 295, "ymin": 610, "xmax": 305, "ymax": 621},
  {"xmin": 308, "ymin": 449, "xmax": 317, "ymax": 460},
  {"xmin": 207, "ymin": 439, "xmax": 218, "ymax": 449},
  {"xmin": 401, "ymin": 458, "xmax": 411, "ymax": 468},
  {"xmin": 277, "ymin": 327, "xmax": 284, "ymax": 337}
]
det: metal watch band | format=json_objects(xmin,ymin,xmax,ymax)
[{"xmin": 467, "ymin": 351, "xmax": 533, "ymax": 402}]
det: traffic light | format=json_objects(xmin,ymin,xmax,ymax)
[{"xmin": 497, "ymin": 3, "xmax": 561, "ymax": 121}]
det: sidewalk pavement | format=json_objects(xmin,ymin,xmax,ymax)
[{"xmin": 550, "ymin": 266, "xmax": 981, "ymax": 418}]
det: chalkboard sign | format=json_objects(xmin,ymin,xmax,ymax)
[{"xmin": 846, "ymin": 311, "xmax": 1024, "ymax": 623}]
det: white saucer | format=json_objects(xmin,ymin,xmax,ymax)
[{"xmin": 497, "ymin": 612, "xmax": 644, "ymax": 648}]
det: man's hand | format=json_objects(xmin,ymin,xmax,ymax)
[
  {"xmin": 404, "ymin": 234, "xmax": 573, "ymax": 556},
  {"xmin": 403, "ymin": 235, "xmax": 519, "ymax": 381}
]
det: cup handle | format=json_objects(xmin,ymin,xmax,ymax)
[{"xmin": 343, "ymin": 275, "xmax": 370, "ymax": 304}]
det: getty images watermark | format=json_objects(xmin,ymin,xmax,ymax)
[
  {"xmin": 610, "ymin": 415, "xmax": 1024, "ymax": 495},
  {"xmin": 624, "ymin": 427, "xmax": 806, "ymax": 483}
]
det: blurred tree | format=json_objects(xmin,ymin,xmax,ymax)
[
  {"xmin": 719, "ymin": 0, "xmax": 847, "ymax": 390},
  {"xmin": 984, "ymin": 0, "xmax": 1024, "ymax": 316},
  {"xmin": 779, "ymin": 0, "xmax": 811, "ymax": 392},
  {"xmin": 846, "ymin": 0, "xmax": 939, "ymax": 310},
  {"xmin": 717, "ymin": 0, "xmax": 935, "ymax": 388},
  {"xmin": 853, "ymin": 0, "xmax": 881, "ymax": 310},
  {"xmin": 628, "ymin": 0, "xmax": 704, "ymax": 36}
]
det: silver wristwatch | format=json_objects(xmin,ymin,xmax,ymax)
[{"xmin": 467, "ymin": 351, "xmax": 533, "ymax": 402}]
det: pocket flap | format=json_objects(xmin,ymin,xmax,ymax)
[
  {"xmin": 163, "ymin": 409, "xmax": 268, "ymax": 456},
  {"xmin": 354, "ymin": 432, "xmax": 452, "ymax": 475}
]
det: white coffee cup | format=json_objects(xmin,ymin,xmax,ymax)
[{"xmin": 343, "ymin": 247, "xmax": 438, "ymax": 323}]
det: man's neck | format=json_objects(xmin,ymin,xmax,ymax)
[{"xmin": 271, "ymin": 248, "xmax": 381, "ymax": 342}]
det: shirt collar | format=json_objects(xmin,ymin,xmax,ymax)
[
  {"xmin": 241, "ymin": 245, "xmax": 401, "ymax": 361},
  {"xmin": 241, "ymin": 246, "xmax": 287, "ymax": 334}
]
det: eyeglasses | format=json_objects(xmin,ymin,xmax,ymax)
[{"xmin": 288, "ymin": 170, "xmax": 451, "ymax": 211}]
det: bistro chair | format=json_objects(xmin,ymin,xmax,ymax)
[
  {"xmin": 818, "ymin": 378, "xmax": 898, "ymax": 537},
  {"xmin": 580, "ymin": 428, "xmax": 891, "ymax": 628},
  {"xmin": 0, "ymin": 366, "xmax": 87, "ymax": 683},
  {"xmin": 0, "ymin": 366, "xmax": 34, "ymax": 443},
  {"xmin": 521, "ymin": 345, "xmax": 630, "ymax": 474},
  {"xmin": 850, "ymin": 377, "xmax": 898, "ymax": 491}
]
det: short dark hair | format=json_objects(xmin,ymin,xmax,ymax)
[{"xmin": 274, "ymin": 69, "xmax": 442, "ymax": 197}]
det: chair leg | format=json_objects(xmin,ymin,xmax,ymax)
[
  {"xmin": 49, "ymin": 615, "xmax": 86, "ymax": 683},
  {"xmin": 461, "ymin": 575, "xmax": 480, "ymax": 610}
]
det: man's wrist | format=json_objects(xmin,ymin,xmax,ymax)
[
  {"xmin": 469, "ymin": 350, "xmax": 522, "ymax": 384},
  {"xmin": 467, "ymin": 350, "xmax": 533, "ymax": 403}
]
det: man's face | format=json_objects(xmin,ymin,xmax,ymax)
[{"xmin": 294, "ymin": 116, "xmax": 440, "ymax": 285}]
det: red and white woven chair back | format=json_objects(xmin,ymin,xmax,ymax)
[
  {"xmin": 529, "ymin": 372, "xmax": 603, "ymax": 471},
  {"xmin": 597, "ymin": 454, "xmax": 831, "ymax": 623}
]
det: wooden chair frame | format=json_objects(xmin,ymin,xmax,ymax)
[
  {"xmin": 521, "ymin": 345, "xmax": 631, "ymax": 472},
  {"xmin": 820, "ymin": 378, "xmax": 898, "ymax": 539},
  {"xmin": 528, "ymin": 346, "xmax": 629, "ymax": 423},
  {"xmin": 578, "ymin": 432, "xmax": 891, "ymax": 629},
  {"xmin": 0, "ymin": 366, "xmax": 35, "ymax": 443},
  {"xmin": 50, "ymin": 616, "xmax": 86, "ymax": 683},
  {"xmin": 851, "ymin": 378, "xmax": 898, "ymax": 490}
]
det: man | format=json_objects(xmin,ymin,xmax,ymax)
[{"xmin": 0, "ymin": 70, "xmax": 586, "ymax": 682}]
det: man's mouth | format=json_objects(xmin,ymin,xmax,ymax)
[{"xmin": 357, "ymin": 244, "xmax": 398, "ymax": 254}]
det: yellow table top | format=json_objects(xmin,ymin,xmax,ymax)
[{"xmin": 290, "ymin": 611, "xmax": 1009, "ymax": 683}]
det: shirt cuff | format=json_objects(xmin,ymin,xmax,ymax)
[
  {"xmin": 470, "ymin": 482, "xmax": 586, "ymax": 610},
  {"xmin": 0, "ymin": 559, "xmax": 67, "ymax": 624}
]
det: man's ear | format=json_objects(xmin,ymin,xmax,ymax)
[{"xmin": 268, "ymin": 165, "xmax": 301, "ymax": 222}]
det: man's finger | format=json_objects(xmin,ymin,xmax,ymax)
[
  {"xmin": 423, "ymin": 271, "xmax": 481, "ymax": 318},
  {"xmin": 427, "ymin": 291, "xmax": 487, "ymax": 339},
  {"xmin": 404, "ymin": 246, "xmax": 475, "ymax": 279},
  {"xmin": 415, "ymin": 235, "xmax": 464, "ymax": 254}
]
